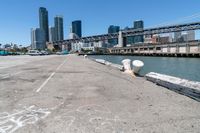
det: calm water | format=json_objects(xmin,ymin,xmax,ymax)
[{"xmin": 89, "ymin": 55, "xmax": 200, "ymax": 82}]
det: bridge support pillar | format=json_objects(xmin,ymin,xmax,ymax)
[
  {"xmin": 167, "ymin": 45, "xmax": 170, "ymax": 53},
  {"xmin": 118, "ymin": 31, "xmax": 123, "ymax": 47},
  {"xmin": 198, "ymin": 43, "xmax": 200, "ymax": 53},
  {"xmin": 186, "ymin": 43, "xmax": 190, "ymax": 54},
  {"xmin": 176, "ymin": 44, "xmax": 179, "ymax": 53}
]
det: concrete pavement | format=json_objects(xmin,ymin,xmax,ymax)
[{"xmin": 0, "ymin": 55, "xmax": 200, "ymax": 133}]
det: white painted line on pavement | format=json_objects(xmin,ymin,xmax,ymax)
[
  {"xmin": 36, "ymin": 58, "xmax": 66, "ymax": 93},
  {"xmin": 56, "ymin": 59, "xmax": 67, "ymax": 71},
  {"xmin": 36, "ymin": 72, "xmax": 55, "ymax": 92}
]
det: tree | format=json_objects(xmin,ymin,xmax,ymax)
[{"xmin": 21, "ymin": 47, "xmax": 28, "ymax": 53}]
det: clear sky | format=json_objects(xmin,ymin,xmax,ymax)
[{"xmin": 0, "ymin": 0, "xmax": 200, "ymax": 46}]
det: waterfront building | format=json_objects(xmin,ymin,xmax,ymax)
[
  {"xmin": 151, "ymin": 35, "xmax": 160, "ymax": 44},
  {"xmin": 31, "ymin": 28, "xmax": 46, "ymax": 50},
  {"xmin": 72, "ymin": 20, "xmax": 82, "ymax": 38},
  {"xmin": 157, "ymin": 33, "xmax": 173, "ymax": 43},
  {"xmin": 174, "ymin": 30, "xmax": 195, "ymax": 42},
  {"xmin": 93, "ymin": 41, "xmax": 107, "ymax": 48},
  {"xmin": 186, "ymin": 30, "xmax": 195, "ymax": 41},
  {"xmin": 159, "ymin": 36, "xmax": 170, "ymax": 43},
  {"xmin": 71, "ymin": 42, "xmax": 87, "ymax": 52},
  {"xmin": 71, "ymin": 40, "xmax": 107, "ymax": 52},
  {"xmin": 39, "ymin": 7, "xmax": 49, "ymax": 42},
  {"xmin": 68, "ymin": 33, "xmax": 79, "ymax": 39},
  {"xmin": 49, "ymin": 27, "xmax": 56, "ymax": 42},
  {"xmin": 144, "ymin": 35, "xmax": 153, "ymax": 44},
  {"xmin": 68, "ymin": 26, "xmax": 79, "ymax": 39},
  {"xmin": 54, "ymin": 16, "xmax": 64, "ymax": 41},
  {"xmin": 108, "ymin": 25, "xmax": 120, "ymax": 47},
  {"xmin": 174, "ymin": 32, "xmax": 182, "ymax": 42},
  {"xmin": 145, "ymin": 34, "xmax": 173, "ymax": 44}
]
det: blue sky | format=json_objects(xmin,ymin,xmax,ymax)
[{"xmin": 0, "ymin": 0, "xmax": 200, "ymax": 46}]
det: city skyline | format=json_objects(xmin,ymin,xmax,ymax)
[{"xmin": 1, "ymin": 0, "xmax": 200, "ymax": 46}]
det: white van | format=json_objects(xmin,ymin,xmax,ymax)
[{"xmin": 28, "ymin": 50, "xmax": 42, "ymax": 56}]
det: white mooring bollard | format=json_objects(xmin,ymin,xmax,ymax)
[
  {"xmin": 84, "ymin": 55, "xmax": 87, "ymax": 59},
  {"xmin": 122, "ymin": 59, "xmax": 132, "ymax": 73},
  {"xmin": 132, "ymin": 60, "xmax": 144, "ymax": 74}
]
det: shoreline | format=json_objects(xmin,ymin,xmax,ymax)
[
  {"xmin": 87, "ymin": 55, "xmax": 200, "ymax": 102},
  {"xmin": 79, "ymin": 53, "xmax": 200, "ymax": 58}
]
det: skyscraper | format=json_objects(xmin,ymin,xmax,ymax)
[
  {"xmin": 31, "ymin": 28, "xmax": 46, "ymax": 50},
  {"xmin": 134, "ymin": 20, "xmax": 144, "ymax": 29},
  {"xmin": 49, "ymin": 27, "xmax": 56, "ymax": 42},
  {"xmin": 108, "ymin": 25, "xmax": 120, "ymax": 47},
  {"xmin": 54, "ymin": 16, "xmax": 64, "ymax": 41},
  {"xmin": 39, "ymin": 7, "xmax": 49, "ymax": 42},
  {"xmin": 108, "ymin": 25, "xmax": 120, "ymax": 34},
  {"xmin": 133, "ymin": 20, "xmax": 144, "ymax": 43},
  {"xmin": 72, "ymin": 20, "xmax": 82, "ymax": 38}
]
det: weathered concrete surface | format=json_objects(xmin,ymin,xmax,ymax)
[
  {"xmin": 146, "ymin": 72, "xmax": 200, "ymax": 101},
  {"xmin": 0, "ymin": 55, "xmax": 200, "ymax": 133},
  {"xmin": 0, "ymin": 55, "xmax": 55, "ymax": 69}
]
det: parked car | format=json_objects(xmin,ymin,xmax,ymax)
[
  {"xmin": 27, "ymin": 50, "xmax": 42, "ymax": 56},
  {"xmin": 56, "ymin": 52, "xmax": 62, "ymax": 55},
  {"xmin": 40, "ymin": 51, "xmax": 49, "ymax": 55}
]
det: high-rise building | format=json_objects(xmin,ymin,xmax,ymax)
[
  {"xmin": 49, "ymin": 27, "xmax": 56, "ymax": 42},
  {"xmin": 127, "ymin": 20, "xmax": 144, "ymax": 45},
  {"xmin": 31, "ymin": 28, "xmax": 46, "ymax": 50},
  {"xmin": 134, "ymin": 20, "xmax": 144, "ymax": 29},
  {"xmin": 133, "ymin": 20, "xmax": 144, "ymax": 43},
  {"xmin": 72, "ymin": 20, "xmax": 82, "ymax": 38},
  {"xmin": 39, "ymin": 7, "xmax": 49, "ymax": 42},
  {"xmin": 108, "ymin": 25, "xmax": 120, "ymax": 47},
  {"xmin": 54, "ymin": 16, "xmax": 64, "ymax": 41},
  {"xmin": 108, "ymin": 25, "xmax": 120, "ymax": 34}
]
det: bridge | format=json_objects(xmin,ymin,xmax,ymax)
[{"xmin": 51, "ymin": 22, "xmax": 200, "ymax": 47}]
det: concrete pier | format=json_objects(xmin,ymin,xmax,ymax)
[
  {"xmin": 0, "ymin": 55, "xmax": 200, "ymax": 133},
  {"xmin": 146, "ymin": 72, "xmax": 200, "ymax": 101},
  {"xmin": 109, "ymin": 41, "xmax": 200, "ymax": 57}
]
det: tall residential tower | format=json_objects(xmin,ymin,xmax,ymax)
[
  {"xmin": 39, "ymin": 7, "xmax": 49, "ymax": 42},
  {"xmin": 49, "ymin": 27, "xmax": 56, "ymax": 42},
  {"xmin": 54, "ymin": 16, "xmax": 64, "ymax": 41}
]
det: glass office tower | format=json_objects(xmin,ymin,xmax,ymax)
[
  {"xmin": 108, "ymin": 25, "xmax": 120, "ymax": 47},
  {"xmin": 39, "ymin": 7, "xmax": 49, "ymax": 42},
  {"xmin": 72, "ymin": 20, "xmax": 82, "ymax": 38}
]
